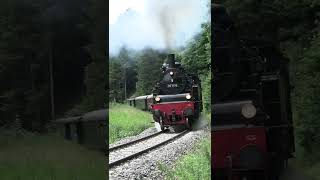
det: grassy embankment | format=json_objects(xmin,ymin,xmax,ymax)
[
  {"xmin": 159, "ymin": 137, "xmax": 211, "ymax": 180},
  {"xmin": 109, "ymin": 103, "xmax": 153, "ymax": 144},
  {"xmin": 0, "ymin": 129, "xmax": 105, "ymax": 180}
]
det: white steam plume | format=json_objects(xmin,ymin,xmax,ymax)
[{"xmin": 147, "ymin": 0, "xmax": 204, "ymax": 50}]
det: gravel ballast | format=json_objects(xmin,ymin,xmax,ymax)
[
  {"xmin": 109, "ymin": 132, "xmax": 179, "ymax": 164},
  {"xmin": 109, "ymin": 127, "xmax": 209, "ymax": 180}
]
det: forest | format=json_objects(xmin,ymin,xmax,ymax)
[
  {"xmin": 221, "ymin": 0, "xmax": 320, "ymax": 167},
  {"xmin": 109, "ymin": 21, "xmax": 211, "ymax": 113},
  {"xmin": 0, "ymin": 0, "xmax": 107, "ymax": 132}
]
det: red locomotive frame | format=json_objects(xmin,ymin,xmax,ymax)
[
  {"xmin": 213, "ymin": 127, "xmax": 267, "ymax": 169},
  {"xmin": 151, "ymin": 99, "xmax": 195, "ymax": 129},
  {"xmin": 212, "ymin": 126, "xmax": 269, "ymax": 179}
]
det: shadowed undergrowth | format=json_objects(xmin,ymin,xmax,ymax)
[
  {"xmin": 289, "ymin": 144, "xmax": 320, "ymax": 180},
  {"xmin": 0, "ymin": 129, "xmax": 105, "ymax": 180}
]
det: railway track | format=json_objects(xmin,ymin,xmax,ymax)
[
  {"xmin": 108, "ymin": 130, "xmax": 189, "ymax": 168},
  {"xmin": 109, "ymin": 130, "xmax": 166, "ymax": 152}
]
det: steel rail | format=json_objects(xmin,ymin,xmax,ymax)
[
  {"xmin": 109, "ymin": 130, "xmax": 189, "ymax": 168},
  {"xmin": 109, "ymin": 130, "xmax": 167, "ymax": 152}
]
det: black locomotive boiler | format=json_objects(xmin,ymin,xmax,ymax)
[{"xmin": 212, "ymin": 4, "xmax": 295, "ymax": 180}]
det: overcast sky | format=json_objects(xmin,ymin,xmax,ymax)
[{"xmin": 109, "ymin": 0, "xmax": 209, "ymax": 55}]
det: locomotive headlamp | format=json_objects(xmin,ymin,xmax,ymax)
[
  {"xmin": 186, "ymin": 94, "xmax": 192, "ymax": 100},
  {"xmin": 155, "ymin": 96, "xmax": 161, "ymax": 102},
  {"xmin": 241, "ymin": 104, "xmax": 257, "ymax": 119},
  {"xmin": 169, "ymin": 71, "xmax": 174, "ymax": 76}
]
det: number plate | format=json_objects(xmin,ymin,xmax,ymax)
[{"xmin": 167, "ymin": 84, "xmax": 178, "ymax": 88}]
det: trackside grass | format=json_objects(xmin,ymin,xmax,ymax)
[
  {"xmin": 159, "ymin": 137, "xmax": 211, "ymax": 180},
  {"xmin": 109, "ymin": 103, "xmax": 153, "ymax": 144},
  {"xmin": 0, "ymin": 130, "xmax": 105, "ymax": 180}
]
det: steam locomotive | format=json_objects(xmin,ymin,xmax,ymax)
[
  {"xmin": 212, "ymin": 4, "xmax": 295, "ymax": 180},
  {"xmin": 152, "ymin": 54, "xmax": 202, "ymax": 130},
  {"xmin": 128, "ymin": 54, "xmax": 202, "ymax": 130}
]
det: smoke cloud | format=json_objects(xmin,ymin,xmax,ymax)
[
  {"xmin": 148, "ymin": 0, "xmax": 206, "ymax": 50},
  {"xmin": 109, "ymin": 0, "xmax": 208, "ymax": 54}
]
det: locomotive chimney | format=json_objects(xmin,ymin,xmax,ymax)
[{"xmin": 167, "ymin": 54, "xmax": 175, "ymax": 68}]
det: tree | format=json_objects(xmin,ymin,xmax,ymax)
[
  {"xmin": 181, "ymin": 23, "xmax": 211, "ymax": 76},
  {"xmin": 180, "ymin": 23, "xmax": 211, "ymax": 112},
  {"xmin": 0, "ymin": 0, "xmax": 50, "ymax": 130},
  {"xmin": 0, "ymin": 0, "xmax": 107, "ymax": 130},
  {"xmin": 64, "ymin": 0, "xmax": 107, "ymax": 116},
  {"xmin": 109, "ymin": 59, "xmax": 123, "ymax": 102},
  {"xmin": 135, "ymin": 48, "xmax": 165, "ymax": 95}
]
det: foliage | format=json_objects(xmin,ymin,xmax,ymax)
[
  {"xmin": 109, "ymin": 103, "xmax": 153, "ymax": 143},
  {"xmin": 108, "ymin": 47, "xmax": 168, "ymax": 101},
  {"xmin": 0, "ymin": 0, "xmax": 49, "ymax": 129},
  {"xmin": 181, "ymin": 23, "xmax": 211, "ymax": 112},
  {"xmin": 65, "ymin": 0, "xmax": 107, "ymax": 116},
  {"xmin": 159, "ymin": 137, "xmax": 211, "ymax": 180},
  {"xmin": 292, "ymin": 31, "xmax": 320, "ymax": 155},
  {"xmin": 181, "ymin": 23, "xmax": 211, "ymax": 76},
  {"xmin": 135, "ymin": 48, "xmax": 166, "ymax": 96},
  {"xmin": 0, "ymin": 0, "xmax": 106, "ymax": 130},
  {"xmin": 109, "ymin": 59, "xmax": 124, "ymax": 102},
  {"xmin": 201, "ymin": 70, "xmax": 212, "ymax": 113},
  {"xmin": 108, "ymin": 47, "xmax": 138, "ymax": 102}
]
